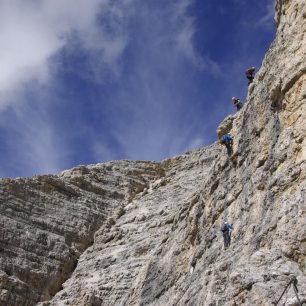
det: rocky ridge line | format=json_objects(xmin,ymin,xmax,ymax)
[{"xmin": 0, "ymin": 0, "xmax": 305, "ymax": 305}]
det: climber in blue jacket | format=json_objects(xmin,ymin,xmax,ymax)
[
  {"xmin": 221, "ymin": 133, "xmax": 233, "ymax": 156},
  {"xmin": 221, "ymin": 222, "xmax": 233, "ymax": 249}
]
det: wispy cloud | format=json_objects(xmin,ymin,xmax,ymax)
[
  {"xmin": 0, "ymin": 91, "xmax": 67, "ymax": 176},
  {"xmin": 0, "ymin": 0, "xmax": 273, "ymax": 178},
  {"xmin": 0, "ymin": 0, "xmax": 127, "ymax": 108},
  {"xmin": 256, "ymin": 1, "xmax": 275, "ymax": 30},
  {"xmin": 174, "ymin": 1, "xmax": 220, "ymax": 76},
  {"xmin": 91, "ymin": 0, "xmax": 216, "ymax": 162},
  {"xmin": 0, "ymin": 0, "xmax": 130, "ymax": 176}
]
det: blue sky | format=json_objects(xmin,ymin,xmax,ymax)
[{"xmin": 0, "ymin": 0, "xmax": 275, "ymax": 178}]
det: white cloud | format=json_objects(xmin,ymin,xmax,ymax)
[
  {"xmin": 89, "ymin": 0, "xmax": 218, "ymax": 163},
  {"xmin": 256, "ymin": 1, "xmax": 275, "ymax": 29},
  {"xmin": 92, "ymin": 141, "xmax": 119, "ymax": 163},
  {"xmin": 0, "ymin": 97, "xmax": 68, "ymax": 176},
  {"xmin": 169, "ymin": 0, "xmax": 220, "ymax": 75},
  {"xmin": 0, "ymin": 0, "xmax": 128, "ymax": 109},
  {"xmin": 0, "ymin": 0, "xmax": 131, "ymax": 176},
  {"xmin": 173, "ymin": 3, "xmax": 220, "ymax": 75},
  {"xmin": 0, "ymin": 0, "xmax": 218, "ymax": 177}
]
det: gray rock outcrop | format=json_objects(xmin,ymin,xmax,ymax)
[
  {"xmin": 0, "ymin": 0, "xmax": 305, "ymax": 305},
  {"xmin": 0, "ymin": 161, "xmax": 163, "ymax": 305}
]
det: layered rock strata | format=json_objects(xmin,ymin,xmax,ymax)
[
  {"xmin": 0, "ymin": 161, "xmax": 163, "ymax": 305},
  {"xmin": 0, "ymin": 0, "xmax": 306, "ymax": 305}
]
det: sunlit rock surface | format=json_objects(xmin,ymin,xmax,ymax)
[{"xmin": 0, "ymin": 0, "xmax": 305, "ymax": 305}]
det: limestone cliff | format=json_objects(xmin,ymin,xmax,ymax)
[{"xmin": 0, "ymin": 0, "xmax": 305, "ymax": 305}]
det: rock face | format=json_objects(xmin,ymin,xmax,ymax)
[
  {"xmin": 0, "ymin": 0, "xmax": 306, "ymax": 305},
  {"xmin": 0, "ymin": 161, "xmax": 163, "ymax": 305}
]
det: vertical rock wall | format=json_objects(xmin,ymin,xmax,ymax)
[
  {"xmin": 0, "ymin": 0, "xmax": 305, "ymax": 305},
  {"xmin": 45, "ymin": 0, "xmax": 306, "ymax": 305}
]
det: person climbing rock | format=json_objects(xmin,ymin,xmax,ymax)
[
  {"xmin": 221, "ymin": 222, "xmax": 233, "ymax": 249},
  {"xmin": 245, "ymin": 67, "xmax": 256, "ymax": 85},
  {"xmin": 221, "ymin": 133, "xmax": 233, "ymax": 156},
  {"xmin": 231, "ymin": 96, "xmax": 243, "ymax": 111}
]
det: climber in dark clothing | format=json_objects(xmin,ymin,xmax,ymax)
[
  {"xmin": 221, "ymin": 133, "xmax": 233, "ymax": 156},
  {"xmin": 231, "ymin": 96, "xmax": 243, "ymax": 111},
  {"xmin": 221, "ymin": 222, "xmax": 233, "ymax": 248},
  {"xmin": 245, "ymin": 67, "xmax": 256, "ymax": 85}
]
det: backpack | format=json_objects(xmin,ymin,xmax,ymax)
[
  {"xmin": 221, "ymin": 224, "xmax": 228, "ymax": 232},
  {"xmin": 234, "ymin": 99, "xmax": 241, "ymax": 106},
  {"xmin": 222, "ymin": 223, "xmax": 233, "ymax": 232},
  {"xmin": 223, "ymin": 134, "xmax": 232, "ymax": 144},
  {"xmin": 246, "ymin": 68, "xmax": 255, "ymax": 76}
]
